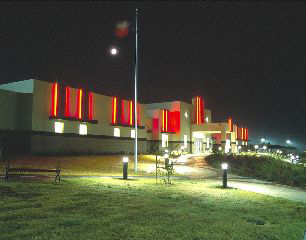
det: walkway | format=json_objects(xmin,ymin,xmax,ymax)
[{"xmin": 175, "ymin": 153, "xmax": 306, "ymax": 204}]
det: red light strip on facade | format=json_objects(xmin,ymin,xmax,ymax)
[
  {"xmin": 89, "ymin": 92, "xmax": 93, "ymax": 120},
  {"xmin": 161, "ymin": 109, "xmax": 169, "ymax": 132},
  {"xmin": 244, "ymin": 128, "xmax": 247, "ymax": 141},
  {"xmin": 129, "ymin": 100, "xmax": 133, "ymax": 126},
  {"xmin": 197, "ymin": 97, "xmax": 199, "ymax": 124},
  {"xmin": 195, "ymin": 96, "xmax": 204, "ymax": 124},
  {"xmin": 112, "ymin": 97, "xmax": 117, "ymax": 124},
  {"xmin": 241, "ymin": 127, "xmax": 244, "ymax": 140},
  {"xmin": 162, "ymin": 110, "xmax": 165, "ymax": 132},
  {"xmin": 65, "ymin": 87, "xmax": 70, "ymax": 117},
  {"xmin": 51, "ymin": 83, "xmax": 58, "ymax": 117},
  {"xmin": 236, "ymin": 126, "xmax": 238, "ymax": 139},
  {"xmin": 228, "ymin": 117, "xmax": 233, "ymax": 132},
  {"xmin": 77, "ymin": 89, "xmax": 83, "ymax": 119}
]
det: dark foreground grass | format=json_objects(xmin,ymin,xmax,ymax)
[{"xmin": 0, "ymin": 178, "xmax": 305, "ymax": 240}]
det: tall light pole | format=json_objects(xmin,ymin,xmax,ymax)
[{"xmin": 134, "ymin": 8, "xmax": 139, "ymax": 172}]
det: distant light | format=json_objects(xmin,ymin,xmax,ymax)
[
  {"xmin": 131, "ymin": 129, "xmax": 135, "ymax": 138},
  {"xmin": 165, "ymin": 149, "xmax": 169, "ymax": 153},
  {"xmin": 218, "ymin": 146, "xmax": 222, "ymax": 151},
  {"xmin": 79, "ymin": 124, "xmax": 87, "ymax": 135},
  {"xmin": 123, "ymin": 157, "xmax": 129, "ymax": 163},
  {"xmin": 261, "ymin": 138, "xmax": 265, "ymax": 143},
  {"xmin": 185, "ymin": 112, "xmax": 189, "ymax": 118},
  {"xmin": 248, "ymin": 150, "xmax": 250, "ymax": 152},
  {"xmin": 238, "ymin": 146, "xmax": 241, "ymax": 150},
  {"xmin": 205, "ymin": 116, "xmax": 209, "ymax": 123},
  {"xmin": 286, "ymin": 139, "xmax": 291, "ymax": 144},
  {"xmin": 296, "ymin": 155, "xmax": 299, "ymax": 158},
  {"xmin": 110, "ymin": 48, "xmax": 118, "ymax": 55},
  {"xmin": 254, "ymin": 145, "xmax": 258, "ymax": 149},
  {"xmin": 164, "ymin": 153, "xmax": 169, "ymax": 159},
  {"xmin": 54, "ymin": 121, "xmax": 64, "ymax": 133},
  {"xmin": 279, "ymin": 151, "xmax": 282, "ymax": 154},
  {"xmin": 222, "ymin": 163, "xmax": 228, "ymax": 170},
  {"xmin": 263, "ymin": 146, "xmax": 267, "ymax": 150}
]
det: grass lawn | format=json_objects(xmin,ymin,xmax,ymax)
[
  {"xmin": 0, "ymin": 155, "xmax": 159, "ymax": 176},
  {"xmin": 0, "ymin": 178, "xmax": 305, "ymax": 240}
]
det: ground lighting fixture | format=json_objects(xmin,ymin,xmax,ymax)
[{"xmin": 122, "ymin": 157, "xmax": 129, "ymax": 179}]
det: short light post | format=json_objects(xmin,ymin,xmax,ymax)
[
  {"xmin": 222, "ymin": 163, "xmax": 228, "ymax": 188},
  {"xmin": 164, "ymin": 153, "xmax": 169, "ymax": 169},
  {"xmin": 254, "ymin": 145, "xmax": 258, "ymax": 153},
  {"xmin": 123, "ymin": 157, "xmax": 129, "ymax": 179}
]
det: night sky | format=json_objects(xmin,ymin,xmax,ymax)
[{"xmin": 0, "ymin": 2, "xmax": 305, "ymax": 150}]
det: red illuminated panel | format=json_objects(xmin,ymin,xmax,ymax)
[
  {"xmin": 112, "ymin": 97, "xmax": 118, "ymax": 124},
  {"xmin": 169, "ymin": 111, "xmax": 180, "ymax": 133},
  {"xmin": 89, "ymin": 92, "xmax": 93, "ymax": 120},
  {"xmin": 245, "ymin": 128, "xmax": 248, "ymax": 141},
  {"xmin": 65, "ymin": 87, "xmax": 70, "ymax": 117},
  {"xmin": 195, "ymin": 96, "xmax": 204, "ymax": 124},
  {"xmin": 228, "ymin": 117, "xmax": 233, "ymax": 132},
  {"xmin": 51, "ymin": 83, "xmax": 59, "ymax": 117},
  {"xmin": 137, "ymin": 103, "xmax": 141, "ymax": 126},
  {"xmin": 121, "ymin": 100, "xmax": 125, "ymax": 124}
]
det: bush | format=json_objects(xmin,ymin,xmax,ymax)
[{"xmin": 206, "ymin": 154, "xmax": 306, "ymax": 189}]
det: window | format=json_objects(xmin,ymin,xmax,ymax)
[
  {"xmin": 114, "ymin": 128, "xmax": 120, "ymax": 137},
  {"xmin": 79, "ymin": 124, "xmax": 87, "ymax": 135},
  {"xmin": 184, "ymin": 135, "xmax": 187, "ymax": 147},
  {"xmin": 162, "ymin": 134, "xmax": 168, "ymax": 148},
  {"xmin": 131, "ymin": 129, "xmax": 135, "ymax": 138},
  {"xmin": 54, "ymin": 121, "xmax": 64, "ymax": 133}
]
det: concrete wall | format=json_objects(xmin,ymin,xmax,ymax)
[
  {"xmin": 0, "ymin": 89, "xmax": 32, "ymax": 131},
  {"xmin": 31, "ymin": 134, "xmax": 147, "ymax": 154},
  {"xmin": 0, "ymin": 89, "xmax": 18, "ymax": 130}
]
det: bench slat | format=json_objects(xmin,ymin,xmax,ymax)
[{"xmin": 9, "ymin": 168, "xmax": 60, "ymax": 173}]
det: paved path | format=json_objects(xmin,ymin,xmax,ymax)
[
  {"xmin": 174, "ymin": 154, "xmax": 306, "ymax": 204},
  {"xmin": 209, "ymin": 177, "xmax": 306, "ymax": 204}
]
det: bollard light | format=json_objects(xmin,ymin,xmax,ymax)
[
  {"xmin": 222, "ymin": 163, "xmax": 228, "ymax": 170},
  {"xmin": 222, "ymin": 163, "xmax": 228, "ymax": 188},
  {"xmin": 122, "ymin": 157, "xmax": 129, "ymax": 179}
]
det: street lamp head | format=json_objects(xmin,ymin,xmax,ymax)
[
  {"xmin": 261, "ymin": 138, "xmax": 265, "ymax": 143},
  {"xmin": 286, "ymin": 139, "xmax": 291, "ymax": 144}
]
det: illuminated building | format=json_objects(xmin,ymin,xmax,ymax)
[{"xmin": 0, "ymin": 79, "xmax": 249, "ymax": 154}]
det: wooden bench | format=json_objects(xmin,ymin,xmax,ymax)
[{"xmin": 5, "ymin": 163, "xmax": 61, "ymax": 182}]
